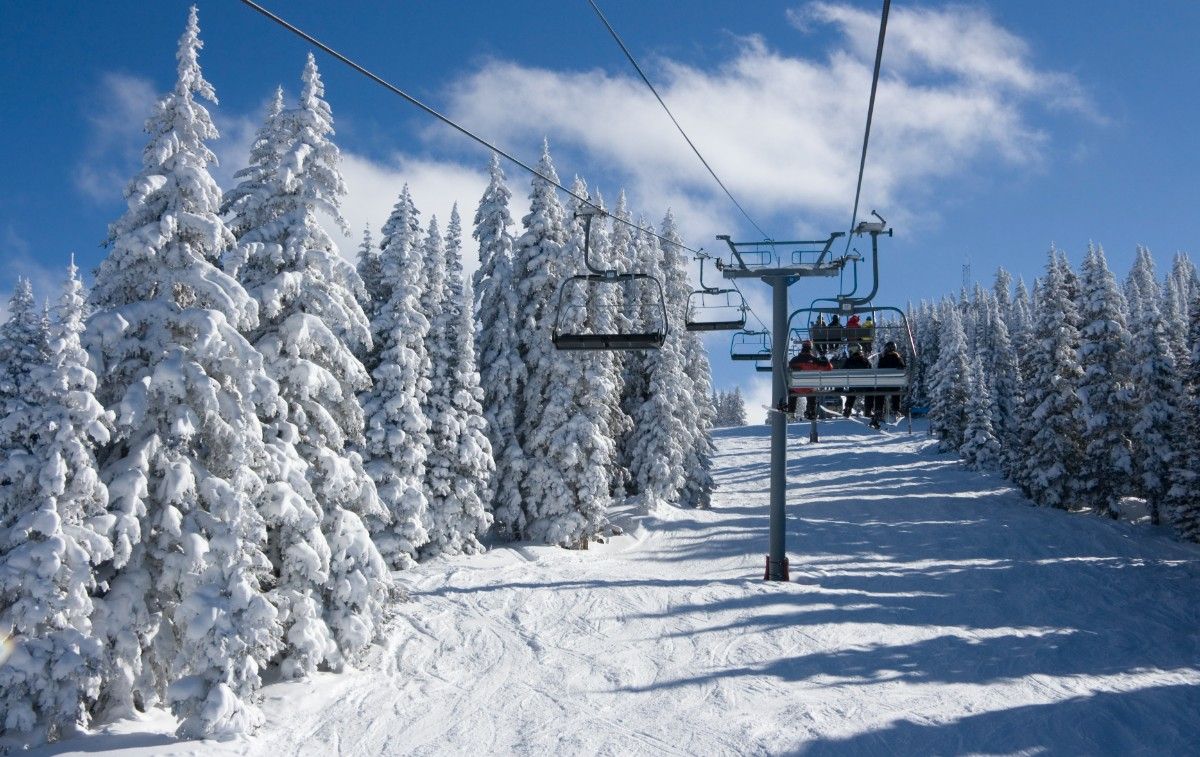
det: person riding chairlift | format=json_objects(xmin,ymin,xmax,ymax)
[
  {"xmin": 840, "ymin": 343, "xmax": 872, "ymax": 417},
  {"xmin": 787, "ymin": 340, "xmax": 832, "ymax": 419},
  {"xmin": 867, "ymin": 340, "xmax": 906, "ymax": 428}
]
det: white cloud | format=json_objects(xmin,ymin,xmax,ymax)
[
  {"xmin": 74, "ymin": 73, "xmax": 158, "ymax": 203},
  {"xmin": 436, "ymin": 2, "xmax": 1093, "ymax": 240}
]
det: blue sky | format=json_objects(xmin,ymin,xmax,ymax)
[{"xmin": 1, "ymin": 1, "xmax": 1197, "ymax": 407}]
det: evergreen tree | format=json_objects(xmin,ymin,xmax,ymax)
[
  {"xmin": 584, "ymin": 190, "xmax": 634, "ymax": 503},
  {"xmin": 87, "ymin": 8, "xmax": 282, "ymax": 736},
  {"xmin": 993, "ymin": 266, "xmax": 1013, "ymax": 322},
  {"xmin": 1169, "ymin": 289, "xmax": 1200, "ymax": 540},
  {"xmin": 513, "ymin": 153, "xmax": 612, "ymax": 544},
  {"xmin": 424, "ymin": 206, "xmax": 494, "ymax": 556},
  {"xmin": 0, "ymin": 267, "xmax": 115, "ymax": 741},
  {"xmin": 362, "ymin": 187, "xmax": 432, "ymax": 566},
  {"xmin": 980, "ymin": 295, "xmax": 1021, "ymax": 475},
  {"xmin": 928, "ymin": 300, "xmax": 971, "ymax": 452},
  {"xmin": 959, "ymin": 354, "xmax": 1002, "ymax": 471},
  {"xmin": 627, "ymin": 226, "xmax": 688, "ymax": 508},
  {"xmin": 354, "ymin": 224, "xmax": 384, "ymax": 366},
  {"xmin": 1074, "ymin": 244, "xmax": 1134, "ymax": 518},
  {"xmin": 726, "ymin": 387, "xmax": 747, "ymax": 425},
  {"xmin": 661, "ymin": 210, "xmax": 716, "ymax": 508},
  {"xmin": 1128, "ymin": 246, "xmax": 1181, "ymax": 525},
  {"xmin": 1020, "ymin": 255, "xmax": 1084, "ymax": 509},
  {"xmin": 472, "ymin": 154, "xmax": 526, "ymax": 538},
  {"xmin": 222, "ymin": 53, "xmax": 389, "ymax": 668}
]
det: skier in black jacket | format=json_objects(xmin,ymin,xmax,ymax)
[
  {"xmin": 869, "ymin": 341, "xmax": 907, "ymax": 425},
  {"xmin": 840, "ymin": 344, "xmax": 871, "ymax": 417}
]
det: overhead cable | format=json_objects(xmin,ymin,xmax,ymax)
[
  {"xmin": 586, "ymin": 0, "xmax": 774, "ymax": 243},
  {"xmin": 236, "ymin": 0, "xmax": 703, "ymax": 256},
  {"xmin": 843, "ymin": 0, "xmax": 891, "ymax": 253}
]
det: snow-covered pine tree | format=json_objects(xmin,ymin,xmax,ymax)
[
  {"xmin": 928, "ymin": 300, "xmax": 970, "ymax": 452},
  {"xmin": 1127, "ymin": 246, "xmax": 1182, "ymax": 525},
  {"xmin": 1168, "ymin": 289, "xmax": 1200, "ymax": 540},
  {"xmin": 87, "ymin": 8, "xmax": 283, "ymax": 736},
  {"xmin": 354, "ymin": 223, "xmax": 384, "ymax": 366},
  {"xmin": 979, "ymin": 295, "xmax": 1021, "ymax": 476},
  {"xmin": 993, "ymin": 267, "xmax": 1013, "ymax": 322},
  {"xmin": 1019, "ymin": 254, "xmax": 1084, "ymax": 509},
  {"xmin": 584, "ymin": 190, "xmax": 634, "ymax": 503},
  {"xmin": 418, "ymin": 215, "xmax": 455, "ymax": 554},
  {"xmin": 421, "ymin": 206, "xmax": 494, "ymax": 556},
  {"xmin": 959, "ymin": 353, "xmax": 1001, "ymax": 471},
  {"xmin": 726, "ymin": 387, "xmax": 747, "ymax": 426},
  {"xmin": 661, "ymin": 209, "xmax": 716, "ymax": 508},
  {"xmin": 472, "ymin": 155, "xmax": 526, "ymax": 538},
  {"xmin": 0, "ymin": 263, "xmax": 113, "ymax": 742},
  {"xmin": 222, "ymin": 53, "xmax": 390, "ymax": 669},
  {"xmin": 513, "ymin": 156, "xmax": 613, "ymax": 544},
  {"xmin": 362, "ymin": 187, "xmax": 432, "ymax": 566},
  {"xmin": 1164, "ymin": 252, "xmax": 1197, "ymax": 361},
  {"xmin": 627, "ymin": 225, "xmax": 689, "ymax": 508},
  {"xmin": 1074, "ymin": 244, "xmax": 1134, "ymax": 518}
]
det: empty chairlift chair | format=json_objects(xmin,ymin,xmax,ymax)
[
  {"xmin": 685, "ymin": 257, "xmax": 748, "ymax": 332},
  {"xmin": 552, "ymin": 206, "xmax": 668, "ymax": 351},
  {"xmin": 730, "ymin": 329, "xmax": 772, "ymax": 361}
]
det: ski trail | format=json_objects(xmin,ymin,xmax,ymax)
[{"xmin": 37, "ymin": 420, "xmax": 1200, "ymax": 756}]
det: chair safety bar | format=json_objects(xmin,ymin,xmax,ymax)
[{"xmin": 789, "ymin": 369, "xmax": 908, "ymax": 392}]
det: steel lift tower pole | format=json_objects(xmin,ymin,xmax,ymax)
[{"xmin": 717, "ymin": 233, "xmax": 846, "ymax": 581}]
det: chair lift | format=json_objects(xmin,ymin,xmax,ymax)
[
  {"xmin": 552, "ymin": 205, "xmax": 668, "ymax": 351},
  {"xmin": 685, "ymin": 257, "xmax": 747, "ymax": 332},
  {"xmin": 730, "ymin": 329, "xmax": 772, "ymax": 361}
]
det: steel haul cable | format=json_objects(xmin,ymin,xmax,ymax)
[
  {"xmin": 843, "ymin": 0, "xmax": 891, "ymax": 253},
  {"xmin": 586, "ymin": 0, "xmax": 772, "ymax": 243},
  {"xmin": 236, "ymin": 0, "xmax": 705, "ymax": 257}
]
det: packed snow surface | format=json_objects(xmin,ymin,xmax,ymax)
[{"xmin": 38, "ymin": 420, "xmax": 1200, "ymax": 755}]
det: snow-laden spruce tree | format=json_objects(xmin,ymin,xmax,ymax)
[
  {"xmin": 354, "ymin": 223, "xmax": 384, "ymax": 364},
  {"xmin": 87, "ymin": 8, "xmax": 283, "ymax": 736},
  {"xmin": 1168, "ymin": 290, "xmax": 1200, "ymax": 540},
  {"xmin": 1164, "ymin": 252, "xmax": 1197, "ymax": 360},
  {"xmin": 1019, "ymin": 255, "xmax": 1084, "ymax": 509},
  {"xmin": 611, "ymin": 195, "xmax": 650, "ymax": 479},
  {"xmin": 979, "ymin": 295, "xmax": 1021, "ymax": 475},
  {"xmin": 512, "ymin": 150, "xmax": 612, "ymax": 544},
  {"xmin": 222, "ymin": 53, "xmax": 390, "ymax": 668},
  {"xmin": 928, "ymin": 300, "xmax": 971, "ymax": 452},
  {"xmin": 959, "ymin": 353, "xmax": 1002, "ymax": 471},
  {"xmin": 627, "ymin": 227, "xmax": 689, "ymax": 508},
  {"xmin": 1127, "ymin": 246, "xmax": 1182, "ymax": 525},
  {"xmin": 583, "ymin": 190, "xmax": 634, "ymax": 503},
  {"xmin": 362, "ymin": 186, "xmax": 431, "ymax": 565},
  {"xmin": 661, "ymin": 210, "xmax": 717, "ymax": 508},
  {"xmin": 418, "ymin": 216, "xmax": 453, "ymax": 549},
  {"xmin": 525, "ymin": 182, "xmax": 616, "ymax": 540},
  {"xmin": 0, "ymin": 263, "xmax": 113, "ymax": 742},
  {"xmin": 993, "ymin": 267, "xmax": 1013, "ymax": 321},
  {"xmin": 472, "ymin": 154, "xmax": 526, "ymax": 537},
  {"xmin": 1074, "ymin": 244, "xmax": 1134, "ymax": 518},
  {"xmin": 419, "ymin": 206, "xmax": 494, "ymax": 556}
]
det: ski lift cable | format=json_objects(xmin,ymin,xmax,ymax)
[
  {"xmin": 585, "ymin": 0, "xmax": 773, "ymax": 243},
  {"xmin": 236, "ymin": 0, "xmax": 704, "ymax": 256},
  {"xmin": 842, "ymin": 0, "xmax": 891, "ymax": 255}
]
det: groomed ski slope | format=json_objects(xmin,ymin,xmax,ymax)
[{"xmin": 43, "ymin": 420, "xmax": 1200, "ymax": 756}]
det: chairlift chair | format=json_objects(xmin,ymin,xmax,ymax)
[
  {"xmin": 685, "ymin": 257, "xmax": 748, "ymax": 332},
  {"xmin": 730, "ymin": 329, "xmax": 772, "ymax": 361},
  {"xmin": 552, "ymin": 206, "xmax": 668, "ymax": 351}
]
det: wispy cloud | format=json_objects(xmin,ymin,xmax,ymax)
[
  {"xmin": 434, "ymin": 1, "xmax": 1094, "ymax": 242},
  {"xmin": 74, "ymin": 73, "xmax": 158, "ymax": 204}
]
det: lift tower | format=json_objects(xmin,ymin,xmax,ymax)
[{"xmin": 718, "ymin": 233, "xmax": 846, "ymax": 581}]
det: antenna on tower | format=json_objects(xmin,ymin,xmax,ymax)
[{"xmin": 962, "ymin": 257, "xmax": 972, "ymax": 289}]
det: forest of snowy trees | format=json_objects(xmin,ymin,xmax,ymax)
[
  {"xmin": 0, "ymin": 8, "xmax": 716, "ymax": 745},
  {"xmin": 908, "ymin": 245, "xmax": 1200, "ymax": 539},
  {"xmin": 713, "ymin": 387, "xmax": 748, "ymax": 427}
]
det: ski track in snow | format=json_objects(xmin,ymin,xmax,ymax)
[{"xmin": 37, "ymin": 420, "xmax": 1200, "ymax": 756}]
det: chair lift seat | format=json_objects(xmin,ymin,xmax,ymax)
[{"xmin": 553, "ymin": 332, "xmax": 665, "ymax": 351}]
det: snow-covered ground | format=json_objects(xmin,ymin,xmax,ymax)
[{"xmin": 39, "ymin": 420, "xmax": 1200, "ymax": 755}]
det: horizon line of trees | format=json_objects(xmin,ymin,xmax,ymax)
[
  {"xmin": 909, "ymin": 244, "xmax": 1199, "ymax": 539},
  {"xmin": 0, "ymin": 7, "xmax": 716, "ymax": 746}
]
